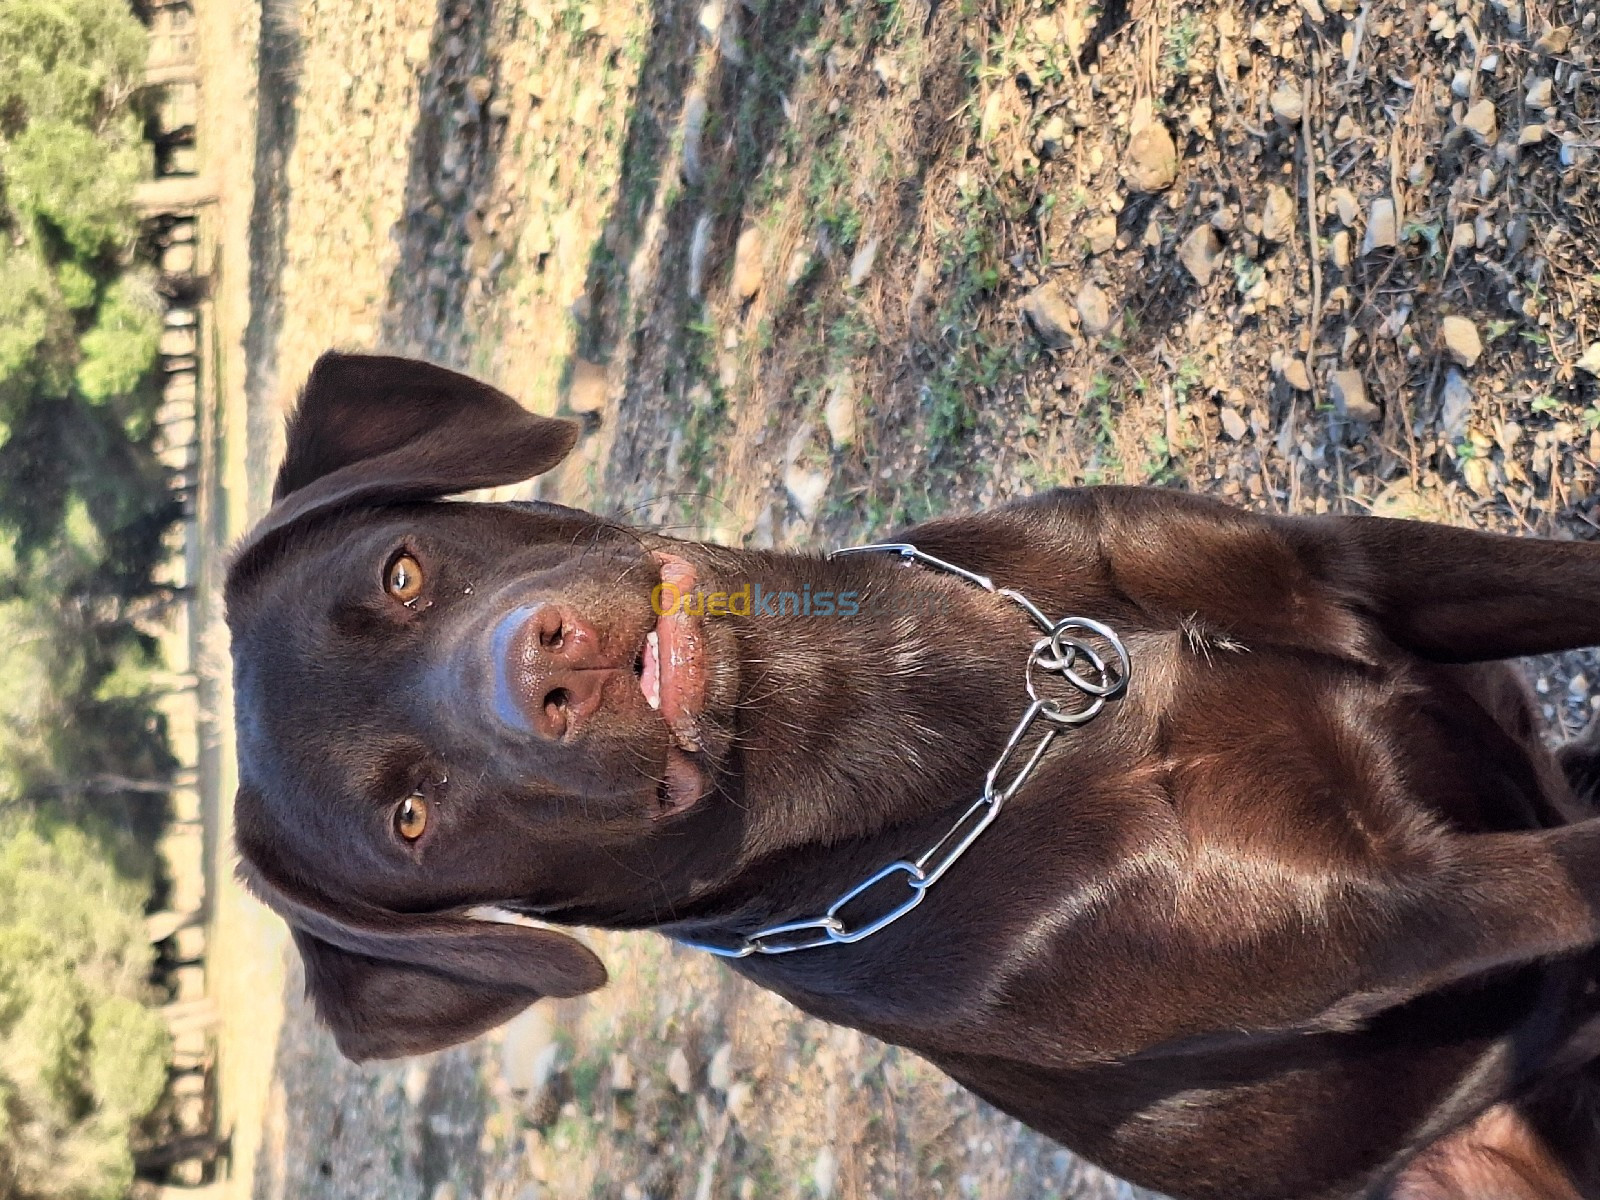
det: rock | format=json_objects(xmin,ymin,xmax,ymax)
[
  {"xmin": 610, "ymin": 1053, "xmax": 636, "ymax": 1092},
  {"xmin": 1333, "ymin": 113, "xmax": 1359, "ymax": 141},
  {"xmin": 1270, "ymin": 86, "xmax": 1305, "ymax": 125},
  {"xmin": 1460, "ymin": 98, "xmax": 1498, "ymax": 143},
  {"xmin": 681, "ymin": 89, "xmax": 708, "ymax": 183},
  {"xmin": 1450, "ymin": 223, "xmax": 1476, "ymax": 255},
  {"xmin": 725, "ymin": 1081, "xmax": 754, "ymax": 1124},
  {"xmin": 1439, "ymin": 369, "xmax": 1474, "ymax": 439},
  {"xmin": 1219, "ymin": 406, "xmax": 1249, "ymax": 440},
  {"xmin": 1178, "ymin": 225, "xmax": 1224, "ymax": 285},
  {"xmin": 823, "ymin": 374, "xmax": 857, "ymax": 447},
  {"xmin": 1519, "ymin": 123, "xmax": 1546, "ymax": 146},
  {"xmin": 848, "ymin": 236, "xmax": 879, "ymax": 288},
  {"xmin": 707, "ymin": 1042, "xmax": 734, "ymax": 1092},
  {"xmin": 1526, "ymin": 76, "xmax": 1555, "ymax": 108},
  {"xmin": 1075, "ymin": 282, "xmax": 1114, "ymax": 336},
  {"xmin": 1330, "ymin": 369, "xmax": 1379, "ymax": 423},
  {"xmin": 1362, "ymin": 198, "xmax": 1397, "ymax": 254},
  {"xmin": 667, "ymin": 1047, "xmax": 694, "ymax": 1095},
  {"xmin": 687, "ymin": 214, "xmax": 712, "ymax": 297},
  {"xmin": 1020, "ymin": 283, "xmax": 1075, "ymax": 348},
  {"xmin": 1261, "ymin": 185, "xmax": 1295, "ymax": 243},
  {"xmin": 785, "ymin": 462, "xmax": 829, "ymax": 521},
  {"xmin": 812, "ymin": 1147, "xmax": 839, "ymax": 1200},
  {"xmin": 1330, "ymin": 187, "xmax": 1359, "ymax": 227},
  {"xmin": 567, "ymin": 358, "xmax": 608, "ymax": 412},
  {"xmin": 1330, "ymin": 230, "xmax": 1351, "ymax": 269},
  {"xmin": 1577, "ymin": 344, "xmax": 1600, "ymax": 377},
  {"xmin": 1534, "ymin": 25, "xmax": 1571, "ymax": 54},
  {"xmin": 731, "ymin": 226, "xmax": 764, "ymax": 299},
  {"xmin": 1084, "ymin": 216, "xmax": 1118, "ymax": 255},
  {"xmin": 1122, "ymin": 124, "xmax": 1178, "ymax": 193},
  {"xmin": 467, "ymin": 76, "xmax": 493, "ymax": 106},
  {"xmin": 404, "ymin": 28, "xmax": 431, "ymax": 66},
  {"xmin": 1440, "ymin": 316, "xmax": 1483, "ymax": 367},
  {"xmin": 1283, "ymin": 357, "xmax": 1312, "ymax": 391},
  {"xmin": 1036, "ymin": 115, "xmax": 1069, "ymax": 159}
]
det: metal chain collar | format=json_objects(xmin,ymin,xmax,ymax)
[{"xmin": 677, "ymin": 542, "xmax": 1131, "ymax": 959}]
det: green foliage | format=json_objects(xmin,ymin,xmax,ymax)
[
  {"xmin": 54, "ymin": 262, "xmax": 98, "ymax": 313},
  {"xmin": 2, "ymin": 116, "xmax": 148, "ymax": 259},
  {"xmin": 0, "ymin": 0, "xmax": 147, "ymax": 134},
  {"xmin": 0, "ymin": 821, "xmax": 168, "ymax": 1200},
  {"xmin": 0, "ymin": 244, "xmax": 64, "ymax": 389},
  {"xmin": 76, "ymin": 276, "xmax": 161, "ymax": 404}
]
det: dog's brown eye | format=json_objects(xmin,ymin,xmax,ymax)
[
  {"xmin": 386, "ymin": 554, "xmax": 424, "ymax": 604},
  {"xmin": 396, "ymin": 793, "xmax": 429, "ymax": 842}
]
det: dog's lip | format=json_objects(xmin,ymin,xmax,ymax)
[{"xmin": 650, "ymin": 551, "xmax": 710, "ymax": 813}]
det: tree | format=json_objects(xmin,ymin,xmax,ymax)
[
  {"xmin": 76, "ymin": 274, "xmax": 163, "ymax": 406},
  {"xmin": 2, "ymin": 116, "xmax": 149, "ymax": 260},
  {"xmin": 0, "ymin": 0, "xmax": 147, "ymax": 135},
  {"xmin": 0, "ymin": 821, "xmax": 169, "ymax": 1200}
]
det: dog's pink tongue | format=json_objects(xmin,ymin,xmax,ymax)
[{"xmin": 654, "ymin": 554, "xmax": 707, "ymax": 752}]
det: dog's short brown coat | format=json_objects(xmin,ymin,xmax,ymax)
[{"xmin": 229, "ymin": 354, "xmax": 1600, "ymax": 1200}]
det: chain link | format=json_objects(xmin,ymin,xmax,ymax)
[{"xmin": 677, "ymin": 543, "xmax": 1130, "ymax": 959}]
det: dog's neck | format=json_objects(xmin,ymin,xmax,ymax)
[{"xmin": 556, "ymin": 546, "xmax": 1046, "ymax": 931}]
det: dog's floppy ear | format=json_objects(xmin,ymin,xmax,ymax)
[
  {"xmin": 237, "ymin": 843, "xmax": 606, "ymax": 1062},
  {"xmin": 290, "ymin": 925, "xmax": 592, "ymax": 1061},
  {"xmin": 245, "ymin": 352, "xmax": 578, "ymax": 548}
]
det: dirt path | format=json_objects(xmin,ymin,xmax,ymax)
[{"xmin": 193, "ymin": 0, "xmax": 1600, "ymax": 1197}]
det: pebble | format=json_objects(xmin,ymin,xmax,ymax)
[
  {"xmin": 1178, "ymin": 225, "xmax": 1224, "ymax": 285},
  {"xmin": 824, "ymin": 373, "xmax": 857, "ymax": 447},
  {"xmin": 1534, "ymin": 26, "xmax": 1571, "ymax": 55},
  {"xmin": 1519, "ymin": 124, "xmax": 1546, "ymax": 146},
  {"xmin": 707, "ymin": 1042, "xmax": 734, "ymax": 1092},
  {"xmin": 467, "ymin": 76, "xmax": 493, "ymax": 106},
  {"xmin": 1440, "ymin": 316, "xmax": 1483, "ymax": 367},
  {"xmin": 667, "ymin": 1047, "xmax": 694, "ymax": 1095},
  {"xmin": 1084, "ymin": 216, "xmax": 1118, "ymax": 255},
  {"xmin": 1330, "ymin": 230, "xmax": 1351, "ymax": 268},
  {"xmin": 1270, "ymin": 86, "xmax": 1304, "ymax": 125},
  {"xmin": 1362, "ymin": 198, "xmax": 1398, "ymax": 253},
  {"xmin": 812, "ymin": 1147, "xmax": 839, "ymax": 1200},
  {"xmin": 1283, "ymin": 357, "xmax": 1312, "ymax": 391},
  {"xmin": 786, "ymin": 462, "xmax": 829, "ymax": 521},
  {"xmin": 1439, "ymin": 368, "xmax": 1473, "ymax": 440},
  {"xmin": 1329, "ymin": 187, "xmax": 1359, "ymax": 227},
  {"xmin": 731, "ymin": 227, "xmax": 764, "ymax": 299},
  {"xmin": 1020, "ymin": 283, "xmax": 1076, "ymax": 348},
  {"xmin": 1219, "ymin": 406, "xmax": 1249, "ymax": 440},
  {"xmin": 1330, "ymin": 369, "xmax": 1380, "ymax": 423},
  {"xmin": 1577, "ymin": 344, "xmax": 1600, "ymax": 377},
  {"xmin": 847, "ymin": 236, "xmax": 879, "ymax": 288},
  {"xmin": 1075, "ymin": 282, "xmax": 1114, "ymax": 336},
  {"xmin": 687, "ymin": 214, "xmax": 712, "ymax": 297},
  {"xmin": 681, "ymin": 89, "xmax": 708, "ymax": 183},
  {"xmin": 1460, "ymin": 98, "xmax": 1498, "ymax": 143},
  {"xmin": 1261, "ymin": 185, "xmax": 1295, "ymax": 243},
  {"xmin": 1122, "ymin": 123, "xmax": 1178, "ymax": 192},
  {"xmin": 1450, "ymin": 223, "xmax": 1475, "ymax": 256},
  {"xmin": 1526, "ymin": 76, "xmax": 1555, "ymax": 108}
]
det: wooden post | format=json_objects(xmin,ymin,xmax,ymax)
[{"xmin": 135, "ymin": 175, "xmax": 217, "ymax": 217}]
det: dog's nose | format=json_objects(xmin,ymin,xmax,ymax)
[{"xmin": 492, "ymin": 602, "xmax": 617, "ymax": 739}]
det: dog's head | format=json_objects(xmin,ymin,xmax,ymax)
[{"xmin": 227, "ymin": 353, "xmax": 749, "ymax": 1059}]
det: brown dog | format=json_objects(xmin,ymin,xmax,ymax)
[{"xmin": 229, "ymin": 353, "xmax": 1600, "ymax": 1200}]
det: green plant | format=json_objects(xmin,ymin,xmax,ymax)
[{"xmin": 1161, "ymin": 15, "xmax": 1202, "ymax": 75}]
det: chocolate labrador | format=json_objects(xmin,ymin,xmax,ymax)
[{"xmin": 229, "ymin": 353, "xmax": 1600, "ymax": 1200}]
